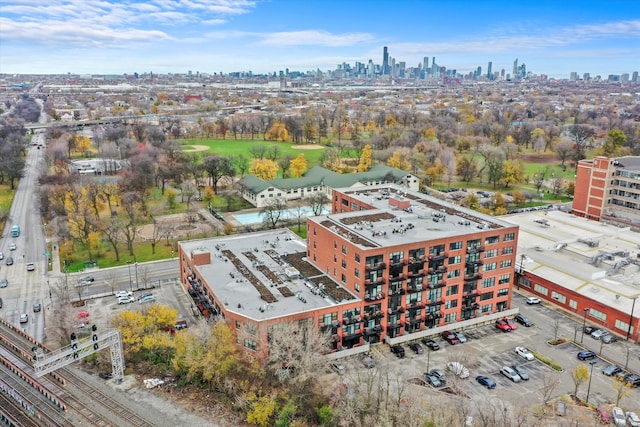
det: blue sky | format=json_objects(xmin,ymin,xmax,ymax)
[{"xmin": 1, "ymin": 0, "xmax": 638, "ymax": 78}]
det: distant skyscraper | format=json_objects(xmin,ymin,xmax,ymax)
[
  {"xmin": 423, "ymin": 56, "xmax": 429, "ymax": 78},
  {"xmin": 632, "ymin": 71, "xmax": 639, "ymax": 82},
  {"xmin": 512, "ymin": 59, "xmax": 518, "ymax": 79},
  {"xmin": 476, "ymin": 66, "xmax": 482, "ymax": 78},
  {"xmin": 487, "ymin": 61, "xmax": 492, "ymax": 79},
  {"xmin": 382, "ymin": 46, "xmax": 389, "ymax": 75}
]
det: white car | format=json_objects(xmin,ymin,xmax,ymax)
[
  {"xmin": 115, "ymin": 291, "xmax": 133, "ymax": 299},
  {"xmin": 526, "ymin": 297, "xmax": 541, "ymax": 304},
  {"xmin": 591, "ymin": 329, "xmax": 609, "ymax": 340},
  {"xmin": 612, "ymin": 407, "xmax": 625, "ymax": 427},
  {"xmin": 515, "ymin": 346, "xmax": 535, "ymax": 361},
  {"xmin": 9, "ymin": 243, "xmax": 17, "ymax": 251},
  {"xmin": 19, "ymin": 313, "xmax": 28, "ymax": 323},
  {"xmin": 500, "ymin": 366, "xmax": 521, "ymax": 383},
  {"xmin": 627, "ymin": 411, "xmax": 640, "ymax": 427},
  {"xmin": 26, "ymin": 262, "xmax": 35, "ymax": 271},
  {"xmin": 118, "ymin": 296, "xmax": 134, "ymax": 305}
]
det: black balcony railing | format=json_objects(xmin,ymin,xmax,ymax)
[{"xmin": 365, "ymin": 262, "xmax": 387, "ymax": 271}]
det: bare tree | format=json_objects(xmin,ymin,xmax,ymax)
[
  {"xmin": 261, "ymin": 197, "xmax": 286, "ymax": 229},
  {"xmin": 305, "ymin": 192, "xmax": 329, "ymax": 216},
  {"xmin": 539, "ymin": 372, "xmax": 560, "ymax": 414}
]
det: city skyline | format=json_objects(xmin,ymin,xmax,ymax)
[{"xmin": 1, "ymin": 0, "xmax": 639, "ymax": 78}]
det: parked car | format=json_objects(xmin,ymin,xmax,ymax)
[
  {"xmin": 515, "ymin": 346, "xmax": 535, "ymax": 361},
  {"xmin": 390, "ymin": 345, "xmax": 405, "ymax": 358},
  {"xmin": 512, "ymin": 365, "xmax": 529, "ymax": 380},
  {"xmin": 627, "ymin": 411, "xmax": 640, "ymax": 427},
  {"xmin": 496, "ymin": 318, "xmax": 513, "ymax": 332},
  {"xmin": 514, "ymin": 313, "xmax": 532, "ymax": 327},
  {"xmin": 423, "ymin": 373, "xmax": 442, "ymax": 388},
  {"xmin": 138, "ymin": 295, "xmax": 156, "ymax": 304},
  {"xmin": 441, "ymin": 330, "xmax": 459, "ymax": 345},
  {"xmin": 0, "ymin": 279, "xmax": 7, "ymax": 288},
  {"xmin": 475, "ymin": 375, "xmax": 496, "ymax": 389},
  {"xmin": 19, "ymin": 313, "xmax": 28, "ymax": 323},
  {"xmin": 583, "ymin": 326, "xmax": 595, "ymax": 335},
  {"xmin": 603, "ymin": 364, "xmax": 621, "ymax": 376},
  {"xmin": 602, "ymin": 334, "xmax": 618, "ymax": 344},
  {"xmin": 115, "ymin": 291, "xmax": 133, "ymax": 299},
  {"xmin": 577, "ymin": 350, "xmax": 597, "ymax": 361},
  {"xmin": 0, "ymin": 251, "xmax": 3, "ymax": 260},
  {"xmin": 612, "ymin": 407, "xmax": 626, "ymax": 427},
  {"xmin": 32, "ymin": 303, "xmax": 41, "ymax": 312},
  {"xmin": 421, "ymin": 338, "xmax": 440, "ymax": 351},
  {"xmin": 361, "ymin": 355, "xmax": 375, "ymax": 369},
  {"xmin": 408, "ymin": 343, "xmax": 424, "ymax": 354},
  {"xmin": 331, "ymin": 363, "xmax": 345, "ymax": 375},
  {"xmin": 0, "ymin": 298, "xmax": 3, "ymax": 309},
  {"xmin": 137, "ymin": 292, "xmax": 153, "ymax": 301},
  {"xmin": 26, "ymin": 262, "xmax": 35, "ymax": 271},
  {"xmin": 615, "ymin": 370, "xmax": 630, "ymax": 382},
  {"xmin": 526, "ymin": 297, "xmax": 541, "ymax": 304},
  {"xmin": 500, "ymin": 366, "xmax": 521, "ymax": 382},
  {"xmin": 118, "ymin": 296, "xmax": 134, "ymax": 304},
  {"xmin": 9, "ymin": 243, "xmax": 16, "ymax": 251},
  {"xmin": 429, "ymin": 368, "xmax": 447, "ymax": 385},
  {"xmin": 455, "ymin": 331, "xmax": 468, "ymax": 343},
  {"xmin": 5, "ymin": 257, "xmax": 13, "ymax": 266},
  {"xmin": 625, "ymin": 374, "xmax": 640, "ymax": 387},
  {"xmin": 77, "ymin": 275, "xmax": 95, "ymax": 285},
  {"xmin": 591, "ymin": 329, "xmax": 609, "ymax": 340},
  {"xmin": 597, "ymin": 407, "xmax": 612, "ymax": 424}
]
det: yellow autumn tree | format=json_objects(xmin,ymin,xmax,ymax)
[
  {"xmin": 357, "ymin": 144, "xmax": 372, "ymax": 172},
  {"xmin": 289, "ymin": 153, "xmax": 308, "ymax": 178},
  {"xmin": 250, "ymin": 158, "xmax": 279, "ymax": 180},
  {"xmin": 387, "ymin": 150, "xmax": 412, "ymax": 171},
  {"xmin": 111, "ymin": 304, "xmax": 178, "ymax": 356},
  {"xmin": 246, "ymin": 394, "xmax": 278, "ymax": 427},
  {"xmin": 265, "ymin": 123, "xmax": 289, "ymax": 142}
]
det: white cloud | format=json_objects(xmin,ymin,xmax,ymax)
[{"xmin": 258, "ymin": 30, "xmax": 375, "ymax": 47}]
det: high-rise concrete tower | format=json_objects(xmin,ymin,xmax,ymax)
[
  {"xmin": 512, "ymin": 59, "xmax": 518, "ymax": 79},
  {"xmin": 382, "ymin": 46, "xmax": 389, "ymax": 75},
  {"xmin": 487, "ymin": 61, "xmax": 493, "ymax": 79}
]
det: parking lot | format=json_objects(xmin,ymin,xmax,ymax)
[{"xmin": 330, "ymin": 292, "xmax": 640, "ymax": 418}]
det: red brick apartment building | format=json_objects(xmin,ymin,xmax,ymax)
[
  {"xmin": 573, "ymin": 156, "xmax": 640, "ymax": 230},
  {"xmin": 178, "ymin": 184, "xmax": 519, "ymax": 359}
]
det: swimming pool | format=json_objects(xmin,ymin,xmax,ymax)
[{"xmin": 232, "ymin": 206, "xmax": 329, "ymax": 225}]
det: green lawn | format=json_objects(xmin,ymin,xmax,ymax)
[{"xmin": 180, "ymin": 139, "xmax": 327, "ymax": 167}]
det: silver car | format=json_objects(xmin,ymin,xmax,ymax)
[
  {"xmin": 591, "ymin": 329, "xmax": 609, "ymax": 340},
  {"xmin": 500, "ymin": 366, "xmax": 521, "ymax": 382}
]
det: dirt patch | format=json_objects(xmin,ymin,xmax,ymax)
[
  {"xmin": 181, "ymin": 145, "xmax": 210, "ymax": 152},
  {"xmin": 291, "ymin": 144, "xmax": 324, "ymax": 150}
]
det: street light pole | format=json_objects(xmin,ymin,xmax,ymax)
[
  {"xmin": 585, "ymin": 361, "xmax": 597, "ymax": 404},
  {"xmin": 134, "ymin": 262, "xmax": 139, "ymax": 290},
  {"xmin": 581, "ymin": 307, "xmax": 590, "ymax": 344},
  {"xmin": 627, "ymin": 296, "xmax": 638, "ymax": 341},
  {"xmin": 126, "ymin": 261, "xmax": 133, "ymax": 291},
  {"xmin": 426, "ymin": 347, "xmax": 431, "ymax": 374}
]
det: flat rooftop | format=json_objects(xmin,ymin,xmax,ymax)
[
  {"xmin": 310, "ymin": 185, "xmax": 516, "ymax": 248},
  {"xmin": 504, "ymin": 209, "xmax": 640, "ymax": 315},
  {"xmin": 180, "ymin": 230, "xmax": 358, "ymax": 321}
]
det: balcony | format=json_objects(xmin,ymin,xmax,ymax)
[
  {"xmin": 462, "ymin": 302, "xmax": 480, "ymax": 310},
  {"xmin": 365, "ymin": 262, "xmax": 386, "ymax": 271},
  {"xmin": 436, "ymin": 265, "xmax": 448, "ymax": 273},
  {"xmin": 428, "ymin": 282, "xmax": 446, "ymax": 290},
  {"xmin": 343, "ymin": 316, "xmax": 363, "ymax": 325},
  {"xmin": 466, "ymin": 259, "xmax": 484, "ymax": 266},
  {"xmin": 409, "ymin": 257, "xmax": 425, "ymax": 265},
  {"xmin": 425, "ymin": 312, "xmax": 443, "ymax": 320},
  {"xmin": 364, "ymin": 325, "xmax": 383, "ymax": 335},
  {"xmin": 364, "ymin": 292, "xmax": 386, "ymax": 302},
  {"xmin": 429, "ymin": 252, "xmax": 448, "ymax": 261},
  {"xmin": 427, "ymin": 298, "xmax": 444, "ymax": 307},
  {"xmin": 407, "ymin": 302, "xmax": 425, "ymax": 310},
  {"xmin": 386, "ymin": 324, "xmax": 403, "ymax": 333},
  {"xmin": 467, "ymin": 246, "xmax": 485, "ymax": 253},
  {"xmin": 407, "ymin": 285, "xmax": 423, "ymax": 294},
  {"xmin": 342, "ymin": 330, "xmax": 363, "ymax": 340},
  {"xmin": 405, "ymin": 316, "xmax": 424, "ymax": 325},
  {"xmin": 408, "ymin": 270, "xmax": 425, "ymax": 278},
  {"xmin": 464, "ymin": 272, "xmax": 483, "ymax": 281},
  {"xmin": 388, "ymin": 288, "xmax": 406, "ymax": 297}
]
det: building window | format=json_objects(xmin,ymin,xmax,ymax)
[
  {"xmin": 533, "ymin": 284, "xmax": 548, "ymax": 296},
  {"xmin": 588, "ymin": 308, "xmax": 606, "ymax": 322},
  {"xmin": 482, "ymin": 277, "xmax": 495, "ymax": 288},
  {"xmin": 245, "ymin": 324, "xmax": 256, "ymax": 335},
  {"xmin": 497, "ymin": 288, "xmax": 509, "ymax": 297},
  {"xmin": 483, "ymin": 262, "xmax": 496, "ymax": 272},
  {"xmin": 480, "ymin": 291, "xmax": 494, "ymax": 301},
  {"xmin": 448, "ymin": 269, "xmax": 460, "ymax": 278},
  {"xmin": 355, "ymin": 253, "xmax": 360, "ymax": 263},
  {"xmin": 498, "ymin": 274, "xmax": 510, "ymax": 285},
  {"xmin": 569, "ymin": 299, "xmax": 577, "ymax": 309},
  {"xmin": 500, "ymin": 259, "xmax": 512, "ymax": 269},
  {"xmin": 355, "ymin": 284, "xmax": 360, "ymax": 293},
  {"xmin": 446, "ymin": 285, "xmax": 459, "ymax": 296},
  {"xmin": 503, "ymin": 233, "xmax": 515, "ymax": 242},
  {"xmin": 614, "ymin": 319, "xmax": 633, "ymax": 335},
  {"xmin": 502, "ymin": 246, "xmax": 514, "ymax": 255},
  {"xmin": 480, "ymin": 304, "xmax": 492, "ymax": 313},
  {"xmin": 449, "ymin": 241, "xmax": 462, "ymax": 251},
  {"xmin": 235, "ymin": 320, "xmax": 241, "ymax": 329},
  {"xmin": 319, "ymin": 312, "xmax": 338, "ymax": 325},
  {"xmin": 448, "ymin": 255, "xmax": 461, "ymax": 265},
  {"xmin": 390, "ymin": 251, "xmax": 404, "ymax": 264},
  {"xmin": 341, "ymin": 274, "xmax": 346, "ymax": 283},
  {"xmin": 351, "ymin": 203, "xmax": 358, "ymax": 210},
  {"xmin": 334, "ymin": 241, "xmax": 337, "ymax": 249},
  {"xmin": 486, "ymin": 236, "xmax": 499, "ymax": 245},
  {"xmin": 355, "ymin": 268, "xmax": 360, "ymax": 278},
  {"xmin": 244, "ymin": 339, "xmax": 257, "ymax": 351},
  {"xmin": 444, "ymin": 312, "xmax": 457, "ymax": 323},
  {"xmin": 333, "ymin": 268, "xmax": 337, "ymax": 277},
  {"xmin": 445, "ymin": 299, "xmax": 458, "ymax": 309},
  {"xmin": 342, "ymin": 245, "xmax": 347, "ymax": 255},
  {"xmin": 551, "ymin": 291, "xmax": 566, "ymax": 304},
  {"xmin": 484, "ymin": 249, "xmax": 498, "ymax": 258},
  {"xmin": 341, "ymin": 260, "xmax": 347, "ymax": 268},
  {"xmin": 342, "ymin": 199, "xmax": 349, "ymax": 206}
]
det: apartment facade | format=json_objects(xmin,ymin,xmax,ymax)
[
  {"xmin": 573, "ymin": 156, "xmax": 640, "ymax": 229},
  {"xmin": 178, "ymin": 184, "xmax": 519, "ymax": 359}
]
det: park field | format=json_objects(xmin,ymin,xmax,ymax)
[{"xmin": 180, "ymin": 139, "xmax": 328, "ymax": 166}]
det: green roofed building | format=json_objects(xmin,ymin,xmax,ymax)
[{"xmin": 239, "ymin": 165, "xmax": 420, "ymax": 207}]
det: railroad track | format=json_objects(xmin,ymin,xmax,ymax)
[{"xmin": 0, "ymin": 319, "xmax": 156, "ymax": 427}]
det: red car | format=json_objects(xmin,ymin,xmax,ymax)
[
  {"xmin": 496, "ymin": 318, "xmax": 512, "ymax": 332},
  {"xmin": 596, "ymin": 406, "xmax": 611, "ymax": 424},
  {"xmin": 441, "ymin": 330, "xmax": 459, "ymax": 345}
]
